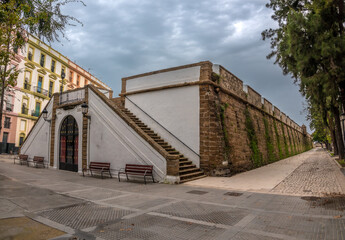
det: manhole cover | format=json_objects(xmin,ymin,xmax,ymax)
[
  {"xmin": 224, "ymin": 192, "xmax": 243, "ymax": 197},
  {"xmin": 186, "ymin": 190, "xmax": 208, "ymax": 195}
]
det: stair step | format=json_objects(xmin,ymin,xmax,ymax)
[
  {"xmin": 179, "ymin": 171, "xmax": 204, "ymax": 180},
  {"xmin": 179, "ymin": 164, "xmax": 195, "ymax": 169},
  {"xmin": 179, "ymin": 160, "xmax": 193, "ymax": 166},
  {"xmin": 179, "ymin": 157, "xmax": 188, "ymax": 161},
  {"xmin": 179, "ymin": 174, "xmax": 207, "ymax": 183},
  {"xmin": 179, "ymin": 168, "xmax": 200, "ymax": 174}
]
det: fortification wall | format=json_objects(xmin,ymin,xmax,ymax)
[{"xmin": 200, "ymin": 63, "xmax": 312, "ymax": 175}]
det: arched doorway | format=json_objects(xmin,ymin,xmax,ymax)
[{"xmin": 59, "ymin": 115, "xmax": 78, "ymax": 172}]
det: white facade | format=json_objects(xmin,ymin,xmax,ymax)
[
  {"xmin": 125, "ymin": 66, "xmax": 201, "ymax": 166},
  {"xmin": 20, "ymin": 87, "xmax": 167, "ymax": 181}
]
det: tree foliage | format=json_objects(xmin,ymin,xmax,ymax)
[{"xmin": 262, "ymin": 0, "xmax": 345, "ymax": 158}]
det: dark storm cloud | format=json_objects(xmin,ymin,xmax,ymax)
[{"xmin": 52, "ymin": 0, "xmax": 310, "ymax": 130}]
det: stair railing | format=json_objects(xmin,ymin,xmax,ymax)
[{"xmin": 125, "ymin": 96, "xmax": 200, "ymax": 158}]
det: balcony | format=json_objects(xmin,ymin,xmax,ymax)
[
  {"xmin": 21, "ymin": 107, "xmax": 28, "ymax": 115},
  {"xmin": 60, "ymin": 89, "xmax": 85, "ymax": 105},
  {"xmin": 32, "ymin": 86, "xmax": 48, "ymax": 97},
  {"xmin": 24, "ymin": 82, "xmax": 31, "ymax": 91},
  {"xmin": 31, "ymin": 110, "xmax": 40, "ymax": 117},
  {"xmin": 5, "ymin": 102, "xmax": 13, "ymax": 112}
]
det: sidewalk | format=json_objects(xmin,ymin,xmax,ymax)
[
  {"xmin": 185, "ymin": 148, "xmax": 345, "ymax": 196},
  {"xmin": 0, "ymin": 149, "xmax": 344, "ymax": 240}
]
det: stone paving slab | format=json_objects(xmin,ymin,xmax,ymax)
[
  {"xmin": 272, "ymin": 149, "xmax": 345, "ymax": 196},
  {"xmin": 91, "ymin": 213, "xmax": 227, "ymax": 240},
  {"xmin": 0, "ymin": 217, "xmax": 65, "ymax": 240},
  {"xmin": 102, "ymin": 194, "xmax": 174, "ymax": 210},
  {"xmin": 1, "ymin": 150, "xmax": 345, "ymax": 240},
  {"xmin": 156, "ymin": 201, "xmax": 250, "ymax": 226}
]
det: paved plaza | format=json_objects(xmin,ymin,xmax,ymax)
[{"xmin": 0, "ymin": 147, "xmax": 345, "ymax": 240}]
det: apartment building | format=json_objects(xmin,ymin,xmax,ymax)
[{"xmin": 0, "ymin": 34, "xmax": 111, "ymax": 154}]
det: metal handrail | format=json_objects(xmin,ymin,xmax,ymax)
[{"xmin": 125, "ymin": 96, "xmax": 200, "ymax": 157}]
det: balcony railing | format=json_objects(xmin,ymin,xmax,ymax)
[
  {"xmin": 32, "ymin": 86, "xmax": 48, "ymax": 96},
  {"xmin": 5, "ymin": 102, "xmax": 13, "ymax": 112},
  {"xmin": 24, "ymin": 82, "xmax": 31, "ymax": 91},
  {"xmin": 31, "ymin": 110, "xmax": 40, "ymax": 117},
  {"xmin": 21, "ymin": 107, "xmax": 28, "ymax": 115},
  {"xmin": 60, "ymin": 88, "xmax": 85, "ymax": 105}
]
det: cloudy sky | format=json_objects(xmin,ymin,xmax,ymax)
[{"xmin": 52, "ymin": 0, "xmax": 310, "ymax": 131}]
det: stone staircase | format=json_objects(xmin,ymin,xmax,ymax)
[{"xmin": 119, "ymin": 106, "xmax": 206, "ymax": 183}]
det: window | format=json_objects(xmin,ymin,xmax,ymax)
[
  {"xmin": 19, "ymin": 133, "xmax": 25, "ymax": 146},
  {"xmin": 51, "ymin": 60, "xmax": 56, "ymax": 72},
  {"xmin": 28, "ymin": 47, "xmax": 34, "ymax": 61},
  {"xmin": 69, "ymin": 71, "xmax": 74, "ymax": 82},
  {"xmin": 77, "ymin": 75, "xmax": 80, "ymax": 86},
  {"xmin": 20, "ymin": 120, "xmax": 26, "ymax": 131},
  {"xmin": 40, "ymin": 54, "xmax": 45, "ymax": 67},
  {"xmin": 37, "ymin": 76, "xmax": 43, "ymax": 93},
  {"xmin": 2, "ymin": 132, "xmax": 8, "ymax": 144},
  {"xmin": 33, "ymin": 102, "xmax": 41, "ymax": 117},
  {"xmin": 61, "ymin": 67, "xmax": 66, "ymax": 79},
  {"xmin": 49, "ymin": 81, "xmax": 54, "ymax": 97},
  {"xmin": 6, "ymin": 95, "xmax": 13, "ymax": 112},
  {"xmin": 21, "ymin": 98, "xmax": 28, "ymax": 115},
  {"xmin": 4, "ymin": 117, "xmax": 10, "ymax": 129},
  {"xmin": 24, "ymin": 71, "xmax": 31, "ymax": 90}
]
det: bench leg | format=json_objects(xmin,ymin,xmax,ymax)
[
  {"xmin": 101, "ymin": 171, "xmax": 104, "ymax": 179},
  {"xmin": 126, "ymin": 173, "xmax": 129, "ymax": 181},
  {"xmin": 90, "ymin": 169, "xmax": 93, "ymax": 177},
  {"xmin": 109, "ymin": 170, "xmax": 112, "ymax": 178},
  {"xmin": 118, "ymin": 172, "xmax": 121, "ymax": 182},
  {"xmin": 152, "ymin": 175, "xmax": 154, "ymax": 183},
  {"xmin": 144, "ymin": 175, "xmax": 146, "ymax": 185}
]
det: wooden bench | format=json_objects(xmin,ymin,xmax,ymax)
[
  {"xmin": 118, "ymin": 164, "xmax": 154, "ymax": 184},
  {"xmin": 31, "ymin": 156, "xmax": 47, "ymax": 168},
  {"xmin": 14, "ymin": 154, "xmax": 29, "ymax": 166},
  {"xmin": 83, "ymin": 162, "xmax": 112, "ymax": 179}
]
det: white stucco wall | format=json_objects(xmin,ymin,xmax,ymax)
[
  {"xmin": 125, "ymin": 85, "xmax": 200, "ymax": 167},
  {"xmin": 88, "ymin": 90, "xmax": 167, "ymax": 181},
  {"xmin": 126, "ymin": 66, "xmax": 201, "ymax": 92},
  {"xmin": 20, "ymin": 97, "xmax": 54, "ymax": 163}
]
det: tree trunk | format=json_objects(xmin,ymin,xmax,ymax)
[{"xmin": 332, "ymin": 105, "xmax": 345, "ymax": 159}]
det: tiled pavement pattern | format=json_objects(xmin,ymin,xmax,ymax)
[
  {"xmin": 272, "ymin": 149, "xmax": 344, "ymax": 196},
  {"xmin": 0, "ymin": 150, "xmax": 345, "ymax": 240}
]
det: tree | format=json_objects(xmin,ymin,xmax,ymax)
[
  {"xmin": 0, "ymin": 0, "xmax": 84, "ymax": 135},
  {"xmin": 262, "ymin": 0, "xmax": 345, "ymax": 159}
]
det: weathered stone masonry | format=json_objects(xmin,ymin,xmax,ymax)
[{"xmin": 199, "ymin": 62, "xmax": 312, "ymax": 176}]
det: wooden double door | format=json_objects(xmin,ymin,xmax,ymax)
[{"xmin": 59, "ymin": 116, "xmax": 78, "ymax": 172}]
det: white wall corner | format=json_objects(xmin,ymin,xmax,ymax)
[
  {"xmin": 212, "ymin": 64, "xmax": 220, "ymax": 74},
  {"xmin": 163, "ymin": 175, "xmax": 180, "ymax": 184}
]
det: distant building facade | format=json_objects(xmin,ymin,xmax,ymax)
[{"xmin": 0, "ymin": 34, "xmax": 111, "ymax": 154}]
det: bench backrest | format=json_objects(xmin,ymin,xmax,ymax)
[
  {"xmin": 89, "ymin": 162, "xmax": 110, "ymax": 169},
  {"xmin": 125, "ymin": 164, "xmax": 153, "ymax": 174},
  {"xmin": 33, "ymin": 156, "xmax": 44, "ymax": 162},
  {"xmin": 19, "ymin": 154, "xmax": 28, "ymax": 160}
]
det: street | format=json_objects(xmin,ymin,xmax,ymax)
[{"xmin": 0, "ymin": 147, "xmax": 344, "ymax": 240}]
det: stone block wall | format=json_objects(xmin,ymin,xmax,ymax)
[{"xmin": 199, "ymin": 63, "xmax": 313, "ymax": 175}]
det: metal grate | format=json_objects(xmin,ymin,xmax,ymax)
[
  {"xmin": 187, "ymin": 190, "xmax": 208, "ymax": 195},
  {"xmin": 224, "ymin": 192, "xmax": 243, "ymax": 197},
  {"xmin": 156, "ymin": 201, "xmax": 249, "ymax": 226},
  {"xmin": 39, "ymin": 202, "xmax": 132, "ymax": 230},
  {"xmin": 91, "ymin": 214, "xmax": 226, "ymax": 240}
]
